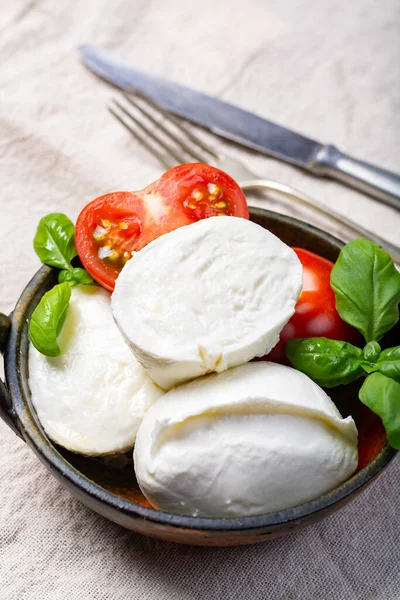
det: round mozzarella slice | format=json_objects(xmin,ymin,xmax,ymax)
[
  {"xmin": 112, "ymin": 216, "xmax": 302, "ymax": 389},
  {"xmin": 29, "ymin": 285, "xmax": 163, "ymax": 456},
  {"xmin": 134, "ymin": 362, "xmax": 358, "ymax": 518}
]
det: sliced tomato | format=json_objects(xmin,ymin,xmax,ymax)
[
  {"xmin": 266, "ymin": 248, "xmax": 361, "ymax": 364},
  {"xmin": 151, "ymin": 163, "xmax": 249, "ymax": 221},
  {"xmin": 75, "ymin": 164, "xmax": 248, "ymax": 290}
]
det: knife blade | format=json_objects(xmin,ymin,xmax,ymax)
[
  {"xmin": 78, "ymin": 45, "xmax": 400, "ymax": 209},
  {"xmin": 79, "ymin": 45, "xmax": 320, "ymax": 167}
]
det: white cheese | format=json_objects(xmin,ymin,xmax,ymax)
[
  {"xmin": 29, "ymin": 285, "xmax": 163, "ymax": 456},
  {"xmin": 112, "ymin": 217, "xmax": 302, "ymax": 389},
  {"xmin": 134, "ymin": 362, "xmax": 358, "ymax": 518}
]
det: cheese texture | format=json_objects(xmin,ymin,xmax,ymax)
[
  {"xmin": 112, "ymin": 217, "xmax": 302, "ymax": 389},
  {"xmin": 29, "ymin": 285, "xmax": 163, "ymax": 456},
  {"xmin": 134, "ymin": 362, "xmax": 358, "ymax": 518}
]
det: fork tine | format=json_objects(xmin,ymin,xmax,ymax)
[
  {"xmin": 165, "ymin": 114, "xmax": 220, "ymax": 160},
  {"xmin": 112, "ymin": 99, "xmax": 186, "ymax": 165},
  {"xmin": 108, "ymin": 102, "xmax": 173, "ymax": 170},
  {"xmin": 123, "ymin": 93, "xmax": 211, "ymax": 164},
  {"xmin": 130, "ymin": 92, "xmax": 220, "ymax": 161}
]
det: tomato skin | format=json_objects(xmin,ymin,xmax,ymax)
[
  {"xmin": 75, "ymin": 164, "xmax": 248, "ymax": 291},
  {"xmin": 267, "ymin": 247, "xmax": 361, "ymax": 365}
]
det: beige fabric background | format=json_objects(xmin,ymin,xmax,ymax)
[{"xmin": 1, "ymin": 1, "xmax": 399, "ymax": 598}]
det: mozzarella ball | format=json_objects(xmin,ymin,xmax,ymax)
[
  {"xmin": 29, "ymin": 285, "xmax": 163, "ymax": 456},
  {"xmin": 112, "ymin": 217, "xmax": 302, "ymax": 389},
  {"xmin": 134, "ymin": 362, "xmax": 358, "ymax": 518}
]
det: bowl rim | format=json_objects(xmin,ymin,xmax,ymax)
[{"xmin": 5, "ymin": 208, "xmax": 397, "ymax": 532}]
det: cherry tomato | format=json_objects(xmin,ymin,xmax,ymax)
[
  {"xmin": 75, "ymin": 164, "xmax": 249, "ymax": 290},
  {"xmin": 267, "ymin": 247, "xmax": 361, "ymax": 364}
]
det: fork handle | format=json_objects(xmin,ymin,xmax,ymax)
[
  {"xmin": 309, "ymin": 145, "xmax": 400, "ymax": 211},
  {"xmin": 240, "ymin": 178, "xmax": 400, "ymax": 264}
]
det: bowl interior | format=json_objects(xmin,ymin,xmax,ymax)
[{"xmin": 16, "ymin": 208, "xmax": 395, "ymax": 514}]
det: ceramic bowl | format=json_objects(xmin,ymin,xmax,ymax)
[{"xmin": 0, "ymin": 208, "xmax": 396, "ymax": 546}]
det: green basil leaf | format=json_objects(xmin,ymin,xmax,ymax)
[
  {"xmin": 33, "ymin": 213, "xmax": 77, "ymax": 270},
  {"xmin": 29, "ymin": 283, "xmax": 71, "ymax": 357},
  {"xmin": 376, "ymin": 346, "xmax": 400, "ymax": 384},
  {"xmin": 58, "ymin": 268, "xmax": 94, "ymax": 285},
  {"xmin": 330, "ymin": 238, "xmax": 400, "ymax": 343},
  {"xmin": 359, "ymin": 373, "xmax": 400, "ymax": 449},
  {"xmin": 362, "ymin": 341, "xmax": 381, "ymax": 362},
  {"xmin": 361, "ymin": 362, "xmax": 379, "ymax": 374},
  {"xmin": 285, "ymin": 337, "xmax": 365, "ymax": 387}
]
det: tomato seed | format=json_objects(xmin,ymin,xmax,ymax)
[
  {"xmin": 93, "ymin": 226, "xmax": 107, "ymax": 241},
  {"xmin": 108, "ymin": 251, "xmax": 120, "ymax": 262}
]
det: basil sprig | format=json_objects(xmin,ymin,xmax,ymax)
[
  {"xmin": 29, "ymin": 213, "xmax": 94, "ymax": 357},
  {"xmin": 286, "ymin": 238, "xmax": 400, "ymax": 449}
]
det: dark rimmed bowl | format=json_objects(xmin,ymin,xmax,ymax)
[{"xmin": 0, "ymin": 208, "xmax": 397, "ymax": 546}]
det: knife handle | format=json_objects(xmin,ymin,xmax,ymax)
[{"xmin": 310, "ymin": 145, "xmax": 400, "ymax": 211}]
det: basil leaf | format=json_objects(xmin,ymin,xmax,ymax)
[
  {"xmin": 285, "ymin": 337, "xmax": 365, "ymax": 387},
  {"xmin": 359, "ymin": 373, "xmax": 400, "ymax": 449},
  {"xmin": 34, "ymin": 213, "xmax": 77, "ymax": 271},
  {"xmin": 362, "ymin": 341, "xmax": 381, "ymax": 363},
  {"xmin": 58, "ymin": 268, "xmax": 94, "ymax": 285},
  {"xmin": 331, "ymin": 239, "xmax": 400, "ymax": 343},
  {"xmin": 376, "ymin": 346, "xmax": 400, "ymax": 384},
  {"xmin": 361, "ymin": 363, "xmax": 379, "ymax": 374},
  {"xmin": 29, "ymin": 283, "xmax": 71, "ymax": 357}
]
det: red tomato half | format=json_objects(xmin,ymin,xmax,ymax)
[
  {"xmin": 267, "ymin": 247, "xmax": 361, "ymax": 364},
  {"xmin": 75, "ymin": 164, "xmax": 249, "ymax": 290}
]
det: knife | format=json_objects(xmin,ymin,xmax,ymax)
[{"xmin": 79, "ymin": 45, "xmax": 400, "ymax": 210}]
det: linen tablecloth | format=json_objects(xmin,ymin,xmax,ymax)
[{"xmin": 1, "ymin": 1, "xmax": 399, "ymax": 598}]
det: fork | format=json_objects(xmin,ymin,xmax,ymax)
[{"xmin": 108, "ymin": 93, "xmax": 400, "ymax": 263}]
